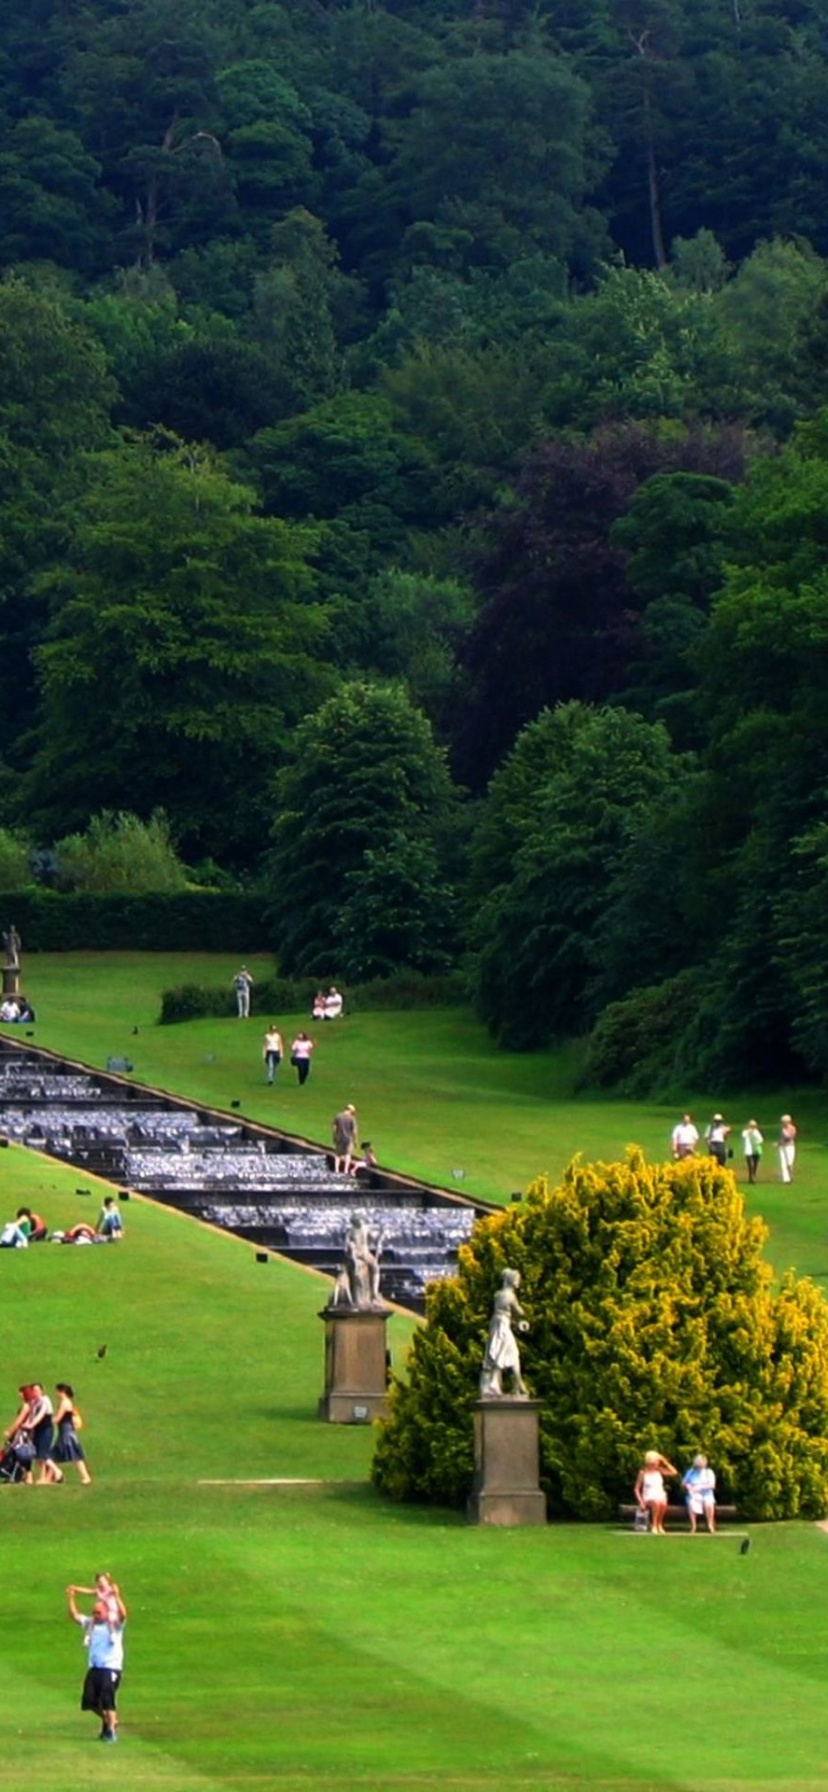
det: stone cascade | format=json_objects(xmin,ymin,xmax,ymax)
[{"xmin": 0, "ymin": 1043, "xmax": 486, "ymax": 1309}]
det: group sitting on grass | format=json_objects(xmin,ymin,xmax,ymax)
[
  {"xmin": 312, "ymin": 986, "xmax": 343, "ymax": 1021},
  {"xmin": 1, "ymin": 1196, "xmax": 124, "ymax": 1247},
  {"xmin": 0, "ymin": 995, "xmax": 35, "ymax": 1023}
]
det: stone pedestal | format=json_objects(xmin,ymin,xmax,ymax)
[
  {"xmin": 2, "ymin": 966, "xmax": 19, "ymax": 997},
  {"xmin": 318, "ymin": 1306, "xmax": 389, "ymax": 1423},
  {"xmin": 468, "ymin": 1398, "xmax": 547, "ymax": 1526}
]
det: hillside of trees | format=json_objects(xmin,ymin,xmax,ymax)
[{"xmin": 1, "ymin": 0, "xmax": 828, "ymax": 1088}]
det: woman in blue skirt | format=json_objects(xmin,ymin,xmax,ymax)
[{"xmin": 45, "ymin": 1383, "xmax": 91, "ymax": 1485}]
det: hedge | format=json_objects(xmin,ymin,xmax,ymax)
[
  {"xmin": 160, "ymin": 969, "xmax": 468, "ymax": 1024},
  {"xmin": 0, "ymin": 890, "xmax": 271, "ymax": 953}
]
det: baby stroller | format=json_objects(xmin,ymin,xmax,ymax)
[{"xmin": 0, "ymin": 1431, "xmax": 33, "ymax": 1483}]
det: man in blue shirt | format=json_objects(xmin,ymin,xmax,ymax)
[{"xmin": 66, "ymin": 1584, "xmax": 127, "ymax": 1743}]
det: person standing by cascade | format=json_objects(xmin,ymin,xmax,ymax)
[
  {"xmin": 778, "ymin": 1113, "xmax": 797, "ymax": 1184},
  {"xmin": 262, "ymin": 1023, "xmax": 283, "ymax": 1086},
  {"xmin": 705, "ymin": 1113, "xmax": 731, "ymax": 1167},
  {"xmin": 290, "ymin": 1031, "xmax": 315, "ymax": 1086},
  {"xmin": 671, "ymin": 1114, "xmax": 699, "ymax": 1160},
  {"xmin": 66, "ymin": 1582, "xmax": 127, "ymax": 1743},
  {"xmin": 332, "ymin": 1104, "xmax": 358, "ymax": 1174},
  {"xmin": 741, "ymin": 1119, "xmax": 764, "ymax": 1185},
  {"xmin": 232, "ymin": 966, "xmax": 253, "ymax": 1019}
]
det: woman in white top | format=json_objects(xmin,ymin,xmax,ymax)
[
  {"xmin": 634, "ymin": 1449, "xmax": 678, "ymax": 1534},
  {"xmin": 778, "ymin": 1114, "xmax": 797, "ymax": 1184}
]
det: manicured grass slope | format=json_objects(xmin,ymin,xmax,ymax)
[
  {"xmin": 4, "ymin": 1150, "xmax": 828, "ymax": 1792},
  {"xmin": 2, "ymin": 957, "xmax": 828, "ymax": 1787}
]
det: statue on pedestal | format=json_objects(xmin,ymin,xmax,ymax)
[
  {"xmin": 329, "ymin": 1212, "xmax": 384, "ymax": 1308},
  {"xmin": 2, "ymin": 925, "xmax": 21, "ymax": 971},
  {"xmin": 479, "ymin": 1268, "xmax": 530, "ymax": 1399}
]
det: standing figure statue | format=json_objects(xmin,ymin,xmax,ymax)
[
  {"xmin": 2, "ymin": 924, "xmax": 21, "ymax": 970},
  {"xmin": 343, "ymin": 1212, "xmax": 383, "ymax": 1308},
  {"xmin": 480, "ymin": 1268, "xmax": 530, "ymax": 1399}
]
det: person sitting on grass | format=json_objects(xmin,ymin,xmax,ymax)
[
  {"xmin": 17, "ymin": 1206, "xmax": 47, "ymax": 1241},
  {"xmin": 97, "ymin": 1197, "xmax": 123, "ymax": 1240},
  {"xmin": 0, "ymin": 1213, "xmax": 29, "ymax": 1247}
]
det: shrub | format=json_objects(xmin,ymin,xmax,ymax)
[
  {"xmin": 372, "ymin": 1151, "xmax": 828, "ymax": 1520},
  {"xmin": 159, "ymin": 970, "xmax": 468, "ymax": 1023},
  {"xmin": 0, "ymin": 829, "xmax": 35, "ymax": 892},
  {"xmin": 580, "ymin": 972, "xmax": 700, "ymax": 1096},
  {"xmin": 160, "ymin": 976, "xmax": 310, "ymax": 1023},
  {"xmin": 0, "ymin": 891, "xmax": 269, "ymax": 952},
  {"xmin": 53, "ymin": 810, "xmax": 189, "ymax": 893}
]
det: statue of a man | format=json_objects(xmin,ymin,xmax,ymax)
[
  {"xmin": 479, "ymin": 1268, "xmax": 530, "ymax": 1399},
  {"xmin": 344, "ymin": 1212, "xmax": 383, "ymax": 1307},
  {"xmin": 2, "ymin": 925, "xmax": 21, "ymax": 970}
]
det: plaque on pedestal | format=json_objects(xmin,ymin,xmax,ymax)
[
  {"xmin": 318, "ymin": 1306, "xmax": 389, "ymax": 1423},
  {"xmin": 468, "ymin": 1398, "xmax": 547, "ymax": 1526}
]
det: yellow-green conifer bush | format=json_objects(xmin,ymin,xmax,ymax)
[{"xmin": 372, "ymin": 1150, "xmax": 828, "ymax": 1519}]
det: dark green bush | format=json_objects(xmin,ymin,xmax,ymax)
[
  {"xmin": 160, "ymin": 976, "xmax": 310, "ymax": 1023},
  {"xmin": 580, "ymin": 971, "xmax": 699, "ymax": 1096},
  {"xmin": 159, "ymin": 969, "xmax": 468, "ymax": 1024},
  {"xmin": 0, "ymin": 890, "xmax": 269, "ymax": 952}
]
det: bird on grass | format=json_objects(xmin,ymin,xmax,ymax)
[
  {"xmin": 739, "ymin": 1538, "xmax": 751, "ymax": 1555},
  {"xmin": 95, "ymin": 1345, "xmax": 108, "ymax": 1360}
]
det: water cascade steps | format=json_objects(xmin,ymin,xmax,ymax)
[{"xmin": 0, "ymin": 1039, "xmax": 494, "ymax": 1309}]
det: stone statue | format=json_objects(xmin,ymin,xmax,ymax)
[
  {"xmin": 479, "ymin": 1268, "xmax": 530, "ymax": 1399},
  {"xmin": 2, "ymin": 925, "xmax": 20, "ymax": 970},
  {"xmin": 336, "ymin": 1212, "xmax": 384, "ymax": 1308}
]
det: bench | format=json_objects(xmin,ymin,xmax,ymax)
[{"xmin": 619, "ymin": 1502, "xmax": 737, "ymax": 1528}]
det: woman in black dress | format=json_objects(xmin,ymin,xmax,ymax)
[
  {"xmin": 45, "ymin": 1383, "xmax": 91, "ymax": 1485},
  {"xmin": 27, "ymin": 1384, "xmax": 55, "ymax": 1485}
]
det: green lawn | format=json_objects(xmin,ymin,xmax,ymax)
[{"xmin": 1, "ymin": 955, "xmax": 828, "ymax": 1788}]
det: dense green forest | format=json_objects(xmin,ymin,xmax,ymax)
[{"xmin": 2, "ymin": 0, "xmax": 828, "ymax": 1089}]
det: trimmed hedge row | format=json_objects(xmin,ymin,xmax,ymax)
[
  {"xmin": 0, "ymin": 890, "xmax": 271, "ymax": 952},
  {"xmin": 160, "ymin": 969, "xmax": 468, "ymax": 1024}
]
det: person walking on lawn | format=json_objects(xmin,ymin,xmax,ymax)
[{"xmin": 66, "ymin": 1581, "xmax": 127, "ymax": 1743}]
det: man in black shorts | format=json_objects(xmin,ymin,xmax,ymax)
[{"xmin": 66, "ymin": 1584, "xmax": 127, "ymax": 1743}]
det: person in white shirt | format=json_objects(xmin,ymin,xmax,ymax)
[
  {"xmin": 705, "ymin": 1113, "xmax": 731, "ymax": 1167},
  {"xmin": 741, "ymin": 1120, "xmax": 763, "ymax": 1184},
  {"xmin": 778, "ymin": 1114, "xmax": 797, "ymax": 1184},
  {"xmin": 671, "ymin": 1114, "xmax": 699, "ymax": 1160},
  {"xmin": 67, "ymin": 1583, "xmax": 127, "ymax": 1743},
  {"xmin": 262, "ymin": 1024, "xmax": 283, "ymax": 1085},
  {"xmin": 682, "ymin": 1453, "xmax": 717, "ymax": 1534},
  {"xmin": 232, "ymin": 967, "xmax": 253, "ymax": 1018}
]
